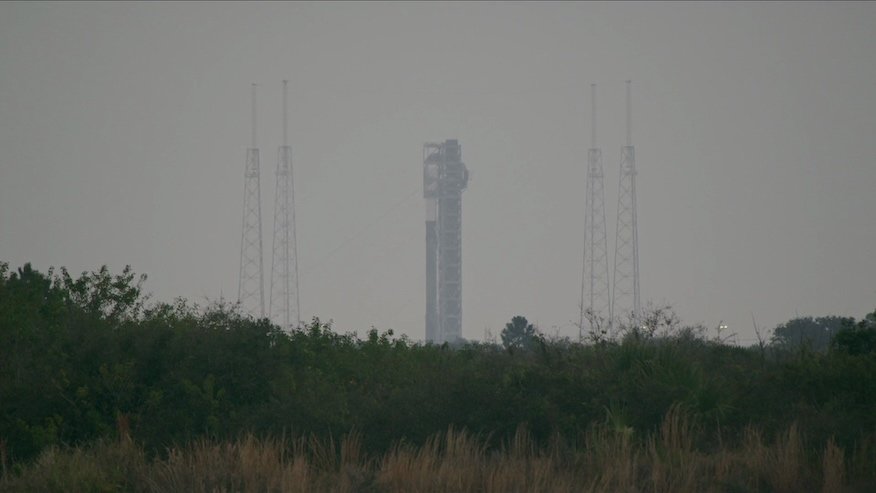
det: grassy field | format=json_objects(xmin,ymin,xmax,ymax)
[{"xmin": 4, "ymin": 407, "xmax": 875, "ymax": 493}]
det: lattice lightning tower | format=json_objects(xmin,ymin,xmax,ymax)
[
  {"xmin": 612, "ymin": 80, "xmax": 640, "ymax": 324},
  {"xmin": 238, "ymin": 83, "xmax": 265, "ymax": 318},
  {"xmin": 269, "ymin": 80, "xmax": 300, "ymax": 329},
  {"xmin": 579, "ymin": 83, "xmax": 611, "ymax": 339}
]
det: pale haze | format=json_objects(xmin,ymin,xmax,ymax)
[{"xmin": 1, "ymin": 1, "xmax": 875, "ymax": 344}]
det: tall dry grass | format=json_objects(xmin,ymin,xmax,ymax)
[{"xmin": 3, "ymin": 411, "xmax": 875, "ymax": 492}]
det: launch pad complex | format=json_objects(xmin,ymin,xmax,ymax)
[{"xmin": 238, "ymin": 82, "xmax": 638, "ymax": 343}]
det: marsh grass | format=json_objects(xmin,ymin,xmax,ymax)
[{"xmin": 3, "ymin": 412, "xmax": 874, "ymax": 493}]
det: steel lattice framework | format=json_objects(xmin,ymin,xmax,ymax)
[
  {"xmin": 424, "ymin": 140, "xmax": 468, "ymax": 343},
  {"xmin": 580, "ymin": 84, "xmax": 611, "ymax": 339},
  {"xmin": 269, "ymin": 80, "xmax": 300, "ymax": 329},
  {"xmin": 238, "ymin": 83, "xmax": 265, "ymax": 318},
  {"xmin": 612, "ymin": 80, "xmax": 640, "ymax": 325}
]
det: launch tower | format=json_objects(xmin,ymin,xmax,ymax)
[{"xmin": 424, "ymin": 140, "xmax": 469, "ymax": 343}]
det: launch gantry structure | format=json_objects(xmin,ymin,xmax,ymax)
[{"xmin": 424, "ymin": 140, "xmax": 469, "ymax": 344}]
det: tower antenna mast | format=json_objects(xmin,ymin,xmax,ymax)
[
  {"xmin": 579, "ymin": 83, "xmax": 611, "ymax": 340},
  {"xmin": 612, "ymin": 80, "xmax": 640, "ymax": 325},
  {"xmin": 252, "ymin": 83, "xmax": 257, "ymax": 149},
  {"xmin": 238, "ymin": 83, "xmax": 265, "ymax": 317},
  {"xmin": 269, "ymin": 80, "xmax": 301, "ymax": 329}
]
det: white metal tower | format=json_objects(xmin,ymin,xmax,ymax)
[
  {"xmin": 423, "ymin": 140, "xmax": 468, "ymax": 343},
  {"xmin": 612, "ymin": 80, "xmax": 640, "ymax": 325},
  {"xmin": 269, "ymin": 80, "xmax": 300, "ymax": 329},
  {"xmin": 238, "ymin": 83, "xmax": 265, "ymax": 318},
  {"xmin": 579, "ymin": 83, "xmax": 611, "ymax": 339}
]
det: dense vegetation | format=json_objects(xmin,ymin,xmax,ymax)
[{"xmin": 1, "ymin": 262, "xmax": 875, "ymax": 491}]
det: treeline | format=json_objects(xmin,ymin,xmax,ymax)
[{"xmin": 1, "ymin": 262, "xmax": 876, "ymax": 472}]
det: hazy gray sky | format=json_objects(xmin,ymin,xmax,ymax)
[{"xmin": 2, "ymin": 1, "xmax": 874, "ymax": 343}]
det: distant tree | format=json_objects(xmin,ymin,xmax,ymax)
[
  {"xmin": 865, "ymin": 310, "xmax": 876, "ymax": 329},
  {"xmin": 831, "ymin": 309, "xmax": 876, "ymax": 355},
  {"xmin": 57, "ymin": 265, "xmax": 147, "ymax": 322},
  {"xmin": 501, "ymin": 316, "xmax": 539, "ymax": 351},
  {"xmin": 771, "ymin": 316, "xmax": 853, "ymax": 352}
]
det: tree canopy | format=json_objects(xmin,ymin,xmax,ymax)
[
  {"xmin": 500, "ymin": 315, "xmax": 540, "ymax": 351},
  {"xmin": 1, "ymin": 262, "xmax": 875, "ymax": 470},
  {"xmin": 771, "ymin": 315, "xmax": 854, "ymax": 352}
]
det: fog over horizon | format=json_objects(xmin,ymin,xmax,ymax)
[{"xmin": 2, "ymin": 1, "xmax": 875, "ymax": 344}]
